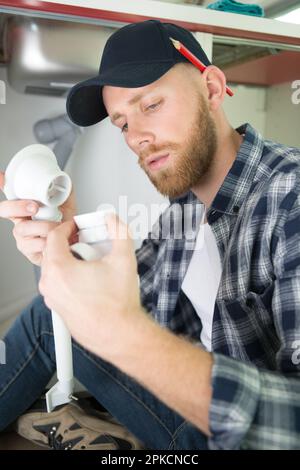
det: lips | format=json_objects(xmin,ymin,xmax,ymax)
[{"xmin": 146, "ymin": 153, "xmax": 169, "ymax": 171}]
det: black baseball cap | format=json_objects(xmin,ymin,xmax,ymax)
[{"xmin": 66, "ymin": 19, "xmax": 211, "ymax": 127}]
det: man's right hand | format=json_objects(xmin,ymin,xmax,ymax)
[{"xmin": 0, "ymin": 171, "xmax": 77, "ymax": 266}]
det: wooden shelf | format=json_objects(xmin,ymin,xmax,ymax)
[{"xmin": 224, "ymin": 50, "xmax": 300, "ymax": 86}]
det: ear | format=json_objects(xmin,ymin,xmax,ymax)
[{"xmin": 202, "ymin": 65, "xmax": 227, "ymax": 111}]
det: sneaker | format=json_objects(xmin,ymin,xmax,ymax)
[{"xmin": 15, "ymin": 397, "xmax": 144, "ymax": 450}]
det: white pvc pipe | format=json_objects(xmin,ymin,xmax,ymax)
[
  {"xmin": 46, "ymin": 311, "xmax": 74, "ymax": 412},
  {"xmin": 33, "ymin": 200, "xmax": 75, "ymax": 412}
]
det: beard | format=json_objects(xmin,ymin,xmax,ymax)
[{"xmin": 138, "ymin": 94, "xmax": 218, "ymax": 199}]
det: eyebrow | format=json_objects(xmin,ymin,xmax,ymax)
[{"xmin": 111, "ymin": 93, "xmax": 144, "ymax": 124}]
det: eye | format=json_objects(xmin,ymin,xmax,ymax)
[
  {"xmin": 121, "ymin": 123, "xmax": 128, "ymax": 133},
  {"xmin": 146, "ymin": 101, "xmax": 161, "ymax": 111}
]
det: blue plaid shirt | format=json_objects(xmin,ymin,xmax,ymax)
[{"xmin": 136, "ymin": 123, "xmax": 300, "ymax": 450}]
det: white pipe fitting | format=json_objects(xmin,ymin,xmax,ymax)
[
  {"xmin": 4, "ymin": 144, "xmax": 72, "ymax": 209},
  {"xmin": 4, "ymin": 144, "xmax": 74, "ymax": 412}
]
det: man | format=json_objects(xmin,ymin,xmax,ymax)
[{"xmin": 0, "ymin": 20, "xmax": 300, "ymax": 450}]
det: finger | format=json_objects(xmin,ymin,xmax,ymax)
[
  {"xmin": 44, "ymin": 220, "xmax": 78, "ymax": 263},
  {"xmin": 0, "ymin": 200, "xmax": 39, "ymax": 219},
  {"xmin": 60, "ymin": 188, "xmax": 77, "ymax": 222},
  {"xmin": 16, "ymin": 236, "xmax": 46, "ymax": 256},
  {"xmin": 10, "ymin": 216, "xmax": 32, "ymax": 225},
  {"xmin": 13, "ymin": 220, "xmax": 60, "ymax": 238},
  {"xmin": 0, "ymin": 172, "xmax": 4, "ymax": 192},
  {"xmin": 104, "ymin": 213, "xmax": 133, "ymax": 257}
]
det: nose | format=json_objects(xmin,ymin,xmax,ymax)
[{"xmin": 126, "ymin": 120, "xmax": 154, "ymax": 153}]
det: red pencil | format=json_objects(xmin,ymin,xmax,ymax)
[{"xmin": 170, "ymin": 37, "xmax": 234, "ymax": 97}]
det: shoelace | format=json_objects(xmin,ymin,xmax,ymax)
[{"xmin": 48, "ymin": 426, "xmax": 72, "ymax": 450}]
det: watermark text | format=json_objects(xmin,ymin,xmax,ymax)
[
  {"xmin": 0, "ymin": 340, "xmax": 6, "ymax": 365},
  {"xmin": 0, "ymin": 80, "xmax": 6, "ymax": 104},
  {"xmin": 291, "ymin": 80, "xmax": 300, "ymax": 105},
  {"xmin": 292, "ymin": 340, "xmax": 300, "ymax": 365}
]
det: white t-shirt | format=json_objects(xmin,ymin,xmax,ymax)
[{"xmin": 181, "ymin": 209, "xmax": 222, "ymax": 351}]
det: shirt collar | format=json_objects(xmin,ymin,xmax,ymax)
[{"xmin": 208, "ymin": 122, "xmax": 264, "ymax": 217}]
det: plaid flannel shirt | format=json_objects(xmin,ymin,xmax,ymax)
[{"xmin": 136, "ymin": 123, "xmax": 300, "ymax": 450}]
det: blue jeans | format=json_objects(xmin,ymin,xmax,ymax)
[{"xmin": 0, "ymin": 295, "xmax": 208, "ymax": 450}]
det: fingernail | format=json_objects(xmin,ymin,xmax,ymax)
[{"xmin": 27, "ymin": 203, "xmax": 37, "ymax": 213}]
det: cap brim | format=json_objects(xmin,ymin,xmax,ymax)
[
  {"xmin": 66, "ymin": 75, "xmax": 105, "ymax": 127},
  {"xmin": 66, "ymin": 61, "xmax": 177, "ymax": 127}
]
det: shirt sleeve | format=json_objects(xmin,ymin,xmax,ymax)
[
  {"xmin": 209, "ymin": 353, "xmax": 300, "ymax": 449},
  {"xmin": 208, "ymin": 189, "xmax": 300, "ymax": 450}
]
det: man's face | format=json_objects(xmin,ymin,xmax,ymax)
[{"xmin": 103, "ymin": 64, "xmax": 217, "ymax": 199}]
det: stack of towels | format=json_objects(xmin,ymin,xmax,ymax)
[{"xmin": 206, "ymin": 0, "xmax": 265, "ymax": 17}]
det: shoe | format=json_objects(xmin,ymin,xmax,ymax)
[{"xmin": 15, "ymin": 397, "xmax": 144, "ymax": 450}]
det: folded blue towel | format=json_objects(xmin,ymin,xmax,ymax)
[{"xmin": 206, "ymin": 0, "xmax": 264, "ymax": 17}]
